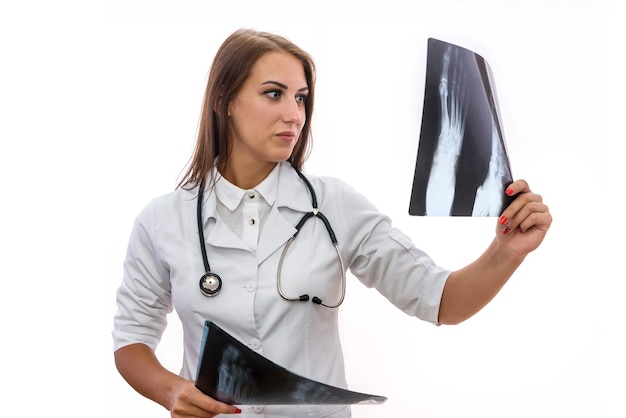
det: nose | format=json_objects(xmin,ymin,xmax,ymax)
[{"xmin": 282, "ymin": 99, "xmax": 304, "ymax": 124}]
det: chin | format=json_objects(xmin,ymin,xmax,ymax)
[{"xmin": 271, "ymin": 152, "xmax": 295, "ymax": 163}]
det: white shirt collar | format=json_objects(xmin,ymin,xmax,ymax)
[{"xmin": 214, "ymin": 164, "xmax": 279, "ymax": 211}]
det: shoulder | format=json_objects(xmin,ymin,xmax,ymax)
[
  {"xmin": 306, "ymin": 172, "xmax": 372, "ymax": 205},
  {"xmin": 299, "ymin": 171, "xmax": 385, "ymax": 224},
  {"xmin": 296, "ymin": 169, "xmax": 354, "ymax": 194},
  {"xmin": 135, "ymin": 186, "xmax": 197, "ymax": 222},
  {"xmin": 276, "ymin": 163, "xmax": 378, "ymax": 213}
]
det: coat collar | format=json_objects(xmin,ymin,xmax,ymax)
[
  {"xmin": 200, "ymin": 162, "xmax": 313, "ymax": 223},
  {"xmin": 197, "ymin": 162, "xmax": 316, "ymax": 262},
  {"xmin": 275, "ymin": 162, "xmax": 315, "ymax": 213}
]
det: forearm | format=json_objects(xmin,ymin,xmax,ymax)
[
  {"xmin": 438, "ymin": 238, "xmax": 525, "ymax": 325},
  {"xmin": 114, "ymin": 343, "xmax": 184, "ymax": 411}
]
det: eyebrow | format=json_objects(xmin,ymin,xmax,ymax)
[{"xmin": 261, "ymin": 80, "xmax": 309, "ymax": 92}]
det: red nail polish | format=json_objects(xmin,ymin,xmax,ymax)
[
  {"xmin": 502, "ymin": 225, "xmax": 511, "ymax": 234},
  {"xmin": 234, "ymin": 407, "xmax": 242, "ymax": 414},
  {"xmin": 505, "ymin": 188, "xmax": 514, "ymax": 196},
  {"xmin": 498, "ymin": 215, "xmax": 508, "ymax": 225}
]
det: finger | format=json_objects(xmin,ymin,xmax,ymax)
[
  {"xmin": 518, "ymin": 201, "xmax": 552, "ymax": 233},
  {"xmin": 504, "ymin": 198, "xmax": 548, "ymax": 234},
  {"xmin": 505, "ymin": 179, "xmax": 531, "ymax": 196},
  {"xmin": 176, "ymin": 402, "xmax": 241, "ymax": 417},
  {"xmin": 498, "ymin": 192, "xmax": 543, "ymax": 234},
  {"xmin": 173, "ymin": 384, "xmax": 242, "ymax": 417},
  {"xmin": 194, "ymin": 396, "xmax": 242, "ymax": 416}
]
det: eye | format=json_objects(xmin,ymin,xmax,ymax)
[
  {"xmin": 265, "ymin": 90, "xmax": 282, "ymax": 100},
  {"xmin": 295, "ymin": 94, "xmax": 307, "ymax": 106}
]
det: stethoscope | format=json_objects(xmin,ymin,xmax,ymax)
[{"xmin": 197, "ymin": 167, "xmax": 346, "ymax": 308}]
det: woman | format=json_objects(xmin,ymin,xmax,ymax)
[{"xmin": 112, "ymin": 28, "xmax": 552, "ymax": 417}]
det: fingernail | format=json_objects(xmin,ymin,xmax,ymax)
[
  {"xmin": 505, "ymin": 187, "xmax": 514, "ymax": 196},
  {"xmin": 498, "ymin": 215, "xmax": 508, "ymax": 225},
  {"xmin": 502, "ymin": 225, "xmax": 511, "ymax": 234},
  {"xmin": 234, "ymin": 407, "xmax": 242, "ymax": 414}
]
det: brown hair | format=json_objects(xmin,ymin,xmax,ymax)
[{"xmin": 177, "ymin": 28, "xmax": 316, "ymax": 191}]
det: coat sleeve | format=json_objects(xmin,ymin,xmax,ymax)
[
  {"xmin": 326, "ymin": 178, "xmax": 450, "ymax": 325},
  {"xmin": 112, "ymin": 198, "xmax": 173, "ymax": 351}
]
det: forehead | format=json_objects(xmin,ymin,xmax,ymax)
[{"xmin": 247, "ymin": 50, "xmax": 307, "ymax": 86}]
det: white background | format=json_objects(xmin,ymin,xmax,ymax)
[{"xmin": 0, "ymin": 1, "xmax": 622, "ymax": 417}]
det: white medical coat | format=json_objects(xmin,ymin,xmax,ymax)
[{"xmin": 112, "ymin": 162, "xmax": 451, "ymax": 417}]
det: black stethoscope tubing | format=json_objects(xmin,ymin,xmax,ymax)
[
  {"xmin": 197, "ymin": 185, "xmax": 223, "ymax": 297},
  {"xmin": 197, "ymin": 167, "xmax": 346, "ymax": 308}
]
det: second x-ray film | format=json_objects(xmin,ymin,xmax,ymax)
[
  {"xmin": 409, "ymin": 38, "xmax": 515, "ymax": 217},
  {"xmin": 195, "ymin": 321, "xmax": 387, "ymax": 406}
]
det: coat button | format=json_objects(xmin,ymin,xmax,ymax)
[
  {"xmin": 246, "ymin": 281, "xmax": 256, "ymax": 292},
  {"xmin": 253, "ymin": 405, "xmax": 264, "ymax": 413}
]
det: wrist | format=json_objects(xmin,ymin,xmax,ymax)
[{"xmin": 489, "ymin": 238, "xmax": 526, "ymax": 271}]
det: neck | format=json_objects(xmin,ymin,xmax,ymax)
[{"xmin": 218, "ymin": 159, "xmax": 278, "ymax": 190}]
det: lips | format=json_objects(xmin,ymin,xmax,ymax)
[{"xmin": 276, "ymin": 131, "xmax": 296, "ymax": 141}]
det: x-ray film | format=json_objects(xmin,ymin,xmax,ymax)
[
  {"xmin": 409, "ymin": 38, "xmax": 515, "ymax": 216},
  {"xmin": 195, "ymin": 321, "xmax": 387, "ymax": 405}
]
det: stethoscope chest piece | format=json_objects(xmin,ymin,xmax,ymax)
[{"xmin": 199, "ymin": 272, "xmax": 222, "ymax": 297}]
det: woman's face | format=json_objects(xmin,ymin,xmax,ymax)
[{"xmin": 227, "ymin": 50, "xmax": 308, "ymax": 171}]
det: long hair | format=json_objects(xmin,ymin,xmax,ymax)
[{"xmin": 177, "ymin": 28, "xmax": 316, "ymax": 191}]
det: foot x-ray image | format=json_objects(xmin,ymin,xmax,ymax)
[{"xmin": 409, "ymin": 38, "xmax": 515, "ymax": 217}]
